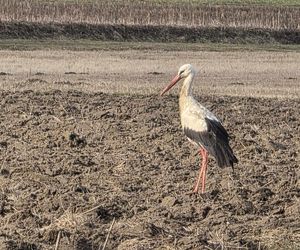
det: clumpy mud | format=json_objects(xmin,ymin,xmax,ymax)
[{"xmin": 0, "ymin": 90, "xmax": 299, "ymax": 249}]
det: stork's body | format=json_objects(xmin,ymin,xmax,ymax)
[{"xmin": 161, "ymin": 64, "xmax": 238, "ymax": 193}]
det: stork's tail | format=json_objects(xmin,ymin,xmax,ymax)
[
  {"xmin": 214, "ymin": 143, "xmax": 238, "ymax": 169},
  {"xmin": 203, "ymin": 118, "xmax": 238, "ymax": 168}
]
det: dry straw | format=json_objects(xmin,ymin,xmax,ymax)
[
  {"xmin": 0, "ymin": 0, "xmax": 299, "ymax": 30},
  {"xmin": 41, "ymin": 204, "xmax": 116, "ymax": 250}
]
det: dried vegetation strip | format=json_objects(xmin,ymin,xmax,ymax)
[
  {"xmin": 0, "ymin": 0, "xmax": 299, "ymax": 30},
  {"xmin": 0, "ymin": 39, "xmax": 299, "ymax": 52},
  {"xmin": 1, "ymin": 22, "xmax": 299, "ymax": 44},
  {"xmin": 0, "ymin": 49, "xmax": 299, "ymax": 99}
]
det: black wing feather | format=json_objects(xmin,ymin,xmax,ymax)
[{"xmin": 184, "ymin": 118, "xmax": 238, "ymax": 168}]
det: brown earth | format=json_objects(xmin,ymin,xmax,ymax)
[{"xmin": 0, "ymin": 90, "xmax": 299, "ymax": 249}]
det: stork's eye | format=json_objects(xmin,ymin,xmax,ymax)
[{"xmin": 179, "ymin": 70, "xmax": 184, "ymax": 75}]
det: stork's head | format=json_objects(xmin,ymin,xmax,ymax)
[{"xmin": 160, "ymin": 64, "xmax": 195, "ymax": 96}]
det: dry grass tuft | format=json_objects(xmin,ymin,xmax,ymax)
[
  {"xmin": 40, "ymin": 210, "xmax": 89, "ymax": 235},
  {"xmin": 40, "ymin": 205, "xmax": 102, "ymax": 235},
  {"xmin": 258, "ymin": 228, "xmax": 300, "ymax": 250},
  {"xmin": 54, "ymin": 210, "xmax": 89, "ymax": 233}
]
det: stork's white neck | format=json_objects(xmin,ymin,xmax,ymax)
[{"xmin": 180, "ymin": 72, "xmax": 195, "ymax": 97}]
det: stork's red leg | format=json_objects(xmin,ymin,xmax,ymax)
[
  {"xmin": 201, "ymin": 150, "xmax": 208, "ymax": 193},
  {"xmin": 193, "ymin": 148, "xmax": 208, "ymax": 193}
]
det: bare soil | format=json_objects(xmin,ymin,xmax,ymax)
[{"xmin": 0, "ymin": 90, "xmax": 299, "ymax": 249}]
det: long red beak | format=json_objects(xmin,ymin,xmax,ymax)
[{"xmin": 160, "ymin": 75, "xmax": 181, "ymax": 96}]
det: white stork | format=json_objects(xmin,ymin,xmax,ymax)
[{"xmin": 160, "ymin": 64, "xmax": 238, "ymax": 194}]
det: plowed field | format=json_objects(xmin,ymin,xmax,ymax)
[{"xmin": 0, "ymin": 90, "xmax": 299, "ymax": 249}]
